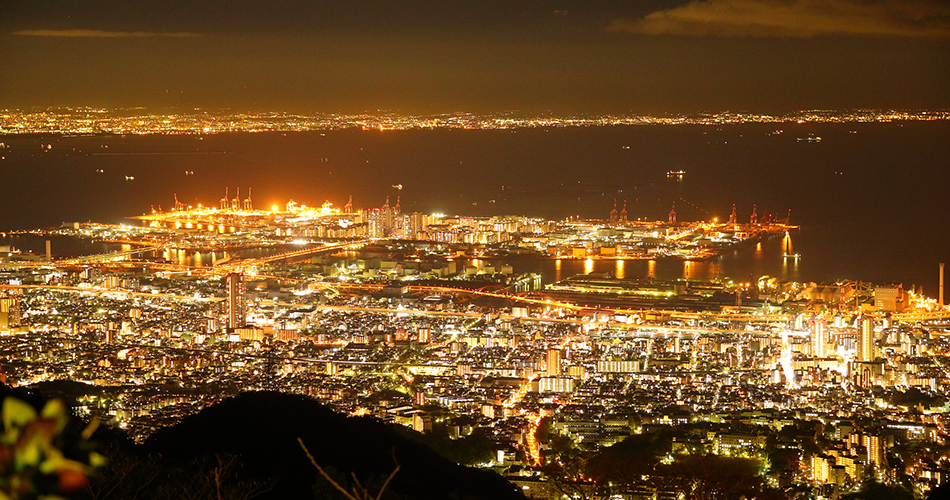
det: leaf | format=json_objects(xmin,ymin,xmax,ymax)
[
  {"xmin": 40, "ymin": 400, "xmax": 69, "ymax": 435},
  {"xmin": 15, "ymin": 436, "xmax": 43, "ymax": 468},
  {"xmin": 55, "ymin": 468, "xmax": 89, "ymax": 491},
  {"xmin": 38, "ymin": 448, "xmax": 70, "ymax": 474},
  {"xmin": 88, "ymin": 451, "xmax": 108, "ymax": 468},
  {"xmin": 3, "ymin": 397, "xmax": 37, "ymax": 431},
  {"xmin": 81, "ymin": 418, "xmax": 100, "ymax": 441},
  {"xmin": 15, "ymin": 419, "xmax": 58, "ymax": 468},
  {"xmin": 41, "ymin": 454, "xmax": 91, "ymax": 491}
]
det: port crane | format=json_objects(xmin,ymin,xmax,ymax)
[{"xmin": 243, "ymin": 188, "xmax": 253, "ymax": 211}]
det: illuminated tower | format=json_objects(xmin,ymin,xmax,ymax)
[
  {"xmin": 220, "ymin": 187, "xmax": 229, "ymax": 210},
  {"xmin": 174, "ymin": 193, "xmax": 184, "ymax": 212},
  {"xmin": 231, "ymin": 188, "xmax": 241, "ymax": 211},
  {"xmin": 859, "ymin": 317, "xmax": 876, "ymax": 362},
  {"xmin": 812, "ymin": 320, "xmax": 827, "ymax": 358},
  {"xmin": 668, "ymin": 202, "xmax": 676, "ymax": 223},
  {"xmin": 394, "ymin": 196, "xmax": 401, "ymax": 215},
  {"xmin": 367, "ymin": 209, "xmax": 385, "ymax": 238},
  {"xmin": 729, "ymin": 204, "xmax": 737, "ymax": 224},
  {"xmin": 620, "ymin": 200, "xmax": 628, "ymax": 222},
  {"xmin": 344, "ymin": 195, "xmax": 353, "ymax": 214},
  {"xmin": 243, "ymin": 188, "xmax": 252, "ymax": 211},
  {"xmin": 382, "ymin": 197, "xmax": 394, "ymax": 236},
  {"xmin": 750, "ymin": 204, "xmax": 758, "ymax": 224},
  {"xmin": 609, "ymin": 199, "xmax": 618, "ymax": 221},
  {"xmin": 226, "ymin": 272, "xmax": 246, "ymax": 330},
  {"xmin": 546, "ymin": 348, "xmax": 562, "ymax": 376},
  {"xmin": 940, "ymin": 262, "xmax": 945, "ymax": 306}
]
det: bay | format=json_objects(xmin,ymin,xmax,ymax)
[{"xmin": 1, "ymin": 121, "xmax": 947, "ymax": 290}]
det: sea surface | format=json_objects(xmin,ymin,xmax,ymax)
[{"xmin": 1, "ymin": 122, "xmax": 948, "ymax": 290}]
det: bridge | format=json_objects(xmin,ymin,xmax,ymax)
[
  {"xmin": 62, "ymin": 244, "xmax": 165, "ymax": 264},
  {"xmin": 214, "ymin": 239, "xmax": 369, "ymax": 272}
]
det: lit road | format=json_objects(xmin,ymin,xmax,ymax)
[{"xmin": 524, "ymin": 414, "xmax": 542, "ymax": 466}]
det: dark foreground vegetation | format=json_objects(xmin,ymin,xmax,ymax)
[{"xmin": 1, "ymin": 383, "xmax": 523, "ymax": 500}]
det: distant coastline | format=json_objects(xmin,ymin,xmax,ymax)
[{"xmin": 1, "ymin": 108, "xmax": 947, "ymax": 135}]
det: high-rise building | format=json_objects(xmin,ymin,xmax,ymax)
[
  {"xmin": 366, "ymin": 208, "xmax": 385, "ymax": 238},
  {"xmin": 859, "ymin": 317, "xmax": 876, "ymax": 362},
  {"xmin": 416, "ymin": 327, "xmax": 430, "ymax": 343},
  {"xmin": 226, "ymin": 272, "xmax": 246, "ymax": 329},
  {"xmin": 812, "ymin": 320, "xmax": 827, "ymax": 358},
  {"xmin": 0, "ymin": 289, "xmax": 22, "ymax": 328},
  {"xmin": 403, "ymin": 212, "xmax": 427, "ymax": 240},
  {"xmin": 546, "ymin": 348, "xmax": 562, "ymax": 377}
]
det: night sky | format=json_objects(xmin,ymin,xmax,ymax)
[{"xmin": 2, "ymin": 0, "xmax": 949, "ymax": 113}]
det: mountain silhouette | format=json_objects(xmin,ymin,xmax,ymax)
[{"xmin": 143, "ymin": 391, "xmax": 525, "ymax": 500}]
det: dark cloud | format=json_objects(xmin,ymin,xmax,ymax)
[
  {"xmin": 0, "ymin": 1, "xmax": 946, "ymax": 112},
  {"xmin": 13, "ymin": 29, "xmax": 203, "ymax": 38},
  {"xmin": 608, "ymin": 0, "xmax": 950, "ymax": 38}
]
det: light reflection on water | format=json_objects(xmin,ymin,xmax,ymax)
[
  {"xmin": 163, "ymin": 248, "xmax": 230, "ymax": 267},
  {"xmin": 470, "ymin": 235, "xmax": 798, "ymax": 284},
  {"xmin": 161, "ymin": 245, "xmax": 324, "ymax": 267}
]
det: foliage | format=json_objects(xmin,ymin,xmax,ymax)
[
  {"xmin": 310, "ymin": 465, "xmax": 406, "ymax": 500},
  {"xmin": 580, "ymin": 429, "xmax": 786, "ymax": 500},
  {"xmin": 392, "ymin": 424, "xmax": 495, "ymax": 467},
  {"xmin": 585, "ymin": 431, "xmax": 670, "ymax": 483},
  {"xmin": 299, "ymin": 438, "xmax": 399, "ymax": 500},
  {"xmin": 839, "ymin": 478, "xmax": 914, "ymax": 500},
  {"xmin": 657, "ymin": 455, "xmax": 776, "ymax": 500},
  {"xmin": 80, "ymin": 450, "xmax": 271, "ymax": 500},
  {"xmin": 0, "ymin": 396, "xmax": 105, "ymax": 500},
  {"xmin": 889, "ymin": 388, "xmax": 945, "ymax": 409},
  {"xmin": 540, "ymin": 435, "xmax": 599, "ymax": 500}
]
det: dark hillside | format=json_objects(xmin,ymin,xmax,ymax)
[{"xmin": 143, "ymin": 391, "xmax": 524, "ymax": 500}]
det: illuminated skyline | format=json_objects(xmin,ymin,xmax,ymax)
[
  {"xmin": 2, "ymin": 2, "xmax": 950, "ymax": 498},
  {"xmin": 1, "ymin": 107, "xmax": 947, "ymax": 135}
]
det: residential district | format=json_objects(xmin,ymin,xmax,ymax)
[{"xmin": 1, "ymin": 194, "xmax": 948, "ymax": 499}]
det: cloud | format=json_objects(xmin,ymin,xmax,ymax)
[
  {"xmin": 607, "ymin": 0, "xmax": 950, "ymax": 38},
  {"xmin": 13, "ymin": 29, "xmax": 203, "ymax": 38}
]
